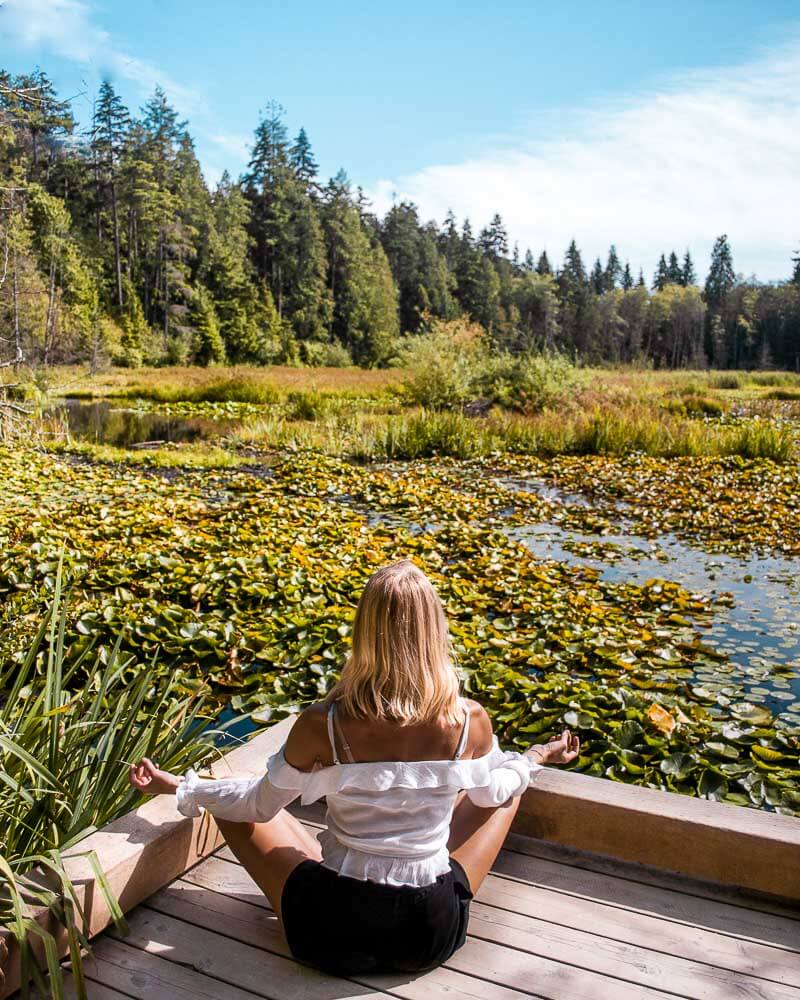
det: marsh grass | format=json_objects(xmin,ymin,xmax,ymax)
[{"xmin": 0, "ymin": 564, "xmax": 214, "ymax": 996}]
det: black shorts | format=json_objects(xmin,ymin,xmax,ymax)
[{"xmin": 281, "ymin": 857, "xmax": 473, "ymax": 976}]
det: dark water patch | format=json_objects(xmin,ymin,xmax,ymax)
[{"xmin": 50, "ymin": 398, "xmax": 242, "ymax": 446}]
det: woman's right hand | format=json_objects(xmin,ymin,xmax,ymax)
[{"xmin": 527, "ymin": 729, "xmax": 580, "ymax": 765}]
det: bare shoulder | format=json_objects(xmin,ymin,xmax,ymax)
[
  {"xmin": 463, "ymin": 698, "xmax": 494, "ymax": 758},
  {"xmin": 283, "ymin": 702, "xmax": 331, "ymax": 771}
]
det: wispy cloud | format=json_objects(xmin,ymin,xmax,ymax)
[
  {"xmin": 2, "ymin": 0, "xmax": 200, "ymax": 113},
  {"xmin": 370, "ymin": 40, "xmax": 800, "ymax": 282}
]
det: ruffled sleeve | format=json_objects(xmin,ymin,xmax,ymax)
[
  {"xmin": 175, "ymin": 746, "xmax": 306, "ymax": 822},
  {"xmin": 464, "ymin": 745, "xmax": 544, "ymax": 808}
]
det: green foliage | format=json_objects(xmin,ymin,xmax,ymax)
[
  {"xmin": 486, "ymin": 352, "xmax": 578, "ymax": 414},
  {"xmin": 399, "ymin": 317, "xmax": 489, "ymax": 409},
  {"xmin": 0, "ymin": 568, "xmax": 212, "ymax": 994}
]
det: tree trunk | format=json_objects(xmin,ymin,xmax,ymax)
[{"xmin": 111, "ymin": 172, "xmax": 123, "ymax": 308}]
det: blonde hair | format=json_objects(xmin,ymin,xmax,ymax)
[{"xmin": 331, "ymin": 560, "xmax": 461, "ymax": 725}]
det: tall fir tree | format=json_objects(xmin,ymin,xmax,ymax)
[
  {"xmin": 681, "ymin": 250, "xmax": 696, "ymax": 286},
  {"xmin": 704, "ymin": 234, "xmax": 735, "ymax": 308},
  {"xmin": 536, "ymin": 250, "xmax": 552, "ymax": 276},
  {"xmin": 604, "ymin": 245, "xmax": 622, "ymax": 290},
  {"xmin": 621, "ymin": 262, "xmax": 634, "ymax": 290}
]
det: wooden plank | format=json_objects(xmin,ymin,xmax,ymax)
[
  {"xmin": 467, "ymin": 903, "xmax": 800, "ymax": 1000},
  {"xmin": 477, "ymin": 870, "xmax": 800, "ymax": 989},
  {"xmin": 148, "ymin": 878, "xmax": 538, "ymax": 1000},
  {"xmin": 503, "ymin": 831, "xmax": 800, "ymax": 920},
  {"xmin": 80, "ymin": 937, "xmax": 266, "ymax": 999},
  {"xmin": 513, "ymin": 768, "xmax": 800, "ymax": 900},
  {"xmin": 189, "ymin": 855, "xmax": 800, "ymax": 999},
  {"xmin": 112, "ymin": 908, "xmax": 390, "ymax": 1000},
  {"xmin": 62, "ymin": 977, "xmax": 131, "ymax": 1000},
  {"xmin": 490, "ymin": 849, "xmax": 800, "ymax": 951},
  {"xmin": 184, "ymin": 852, "xmax": 675, "ymax": 1000}
]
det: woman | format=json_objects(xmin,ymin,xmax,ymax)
[{"xmin": 130, "ymin": 560, "xmax": 579, "ymax": 976}]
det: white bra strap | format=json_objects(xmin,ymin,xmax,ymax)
[
  {"xmin": 326, "ymin": 703, "xmax": 340, "ymax": 765},
  {"xmin": 453, "ymin": 701, "xmax": 470, "ymax": 761}
]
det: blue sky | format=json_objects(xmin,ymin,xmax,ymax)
[{"xmin": 3, "ymin": 0, "xmax": 799, "ymax": 280}]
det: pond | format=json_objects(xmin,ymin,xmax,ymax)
[
  {"xmin": 505, "ymin": 481, "xmax": 800, "ymax": 726},
  {"xmin": 50, "ymin": 398, "xmax": 242, "ymax": 446}
]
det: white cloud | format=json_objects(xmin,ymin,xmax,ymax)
[
  {"xmin": 370, "ymin": 40, "xmax": 800, "ymax": 282},
  {"xmin": 2, "ymin": 0, "xmax": 200, "ymax": 113}
]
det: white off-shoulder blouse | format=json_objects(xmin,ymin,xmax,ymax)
[{"xmin": 176, "ymin": 709, "xmax": 543, "ymax": 888}]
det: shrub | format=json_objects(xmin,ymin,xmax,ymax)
[
  {"xmin": 302, "ymin": 340, "xmax": 354, "ymax": 368},
  {"xmin": 710, "ymin": 373, "xmax": 742, "ymax": 390},
  {"xmin": 767, "ymin": 388, "xmax": 800, "ymax": 401},
  {"xmin": 287, "ymin": 389, "xmax": 332, "ymax": 421},
  {"xmin": 398, "ymin": 318, "xmax": 489, "ymax": 410},
  {"xmin": 486, "ymin": 352, "xmax": 578, "ymax": 414}
]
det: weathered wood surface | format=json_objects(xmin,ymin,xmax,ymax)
[{"xmin": 68, "ymin": 812, "xmax": 800, "ymax": 1000}]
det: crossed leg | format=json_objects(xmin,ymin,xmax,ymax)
[
  {"xmin": 447, "ymin": 792, "xmax": 523, "ymax": 894},
  {"xmin": 215, "ymin": 811, "xmax": 322, "ymax": 923},
  {"xmin": 216, "ymin": 792, "xmax": 520, "ymax": 923}
]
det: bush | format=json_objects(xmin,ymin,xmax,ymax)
[
  {"xmin": 398, "ymin": 318, "xmax": 489, "ymax": 410},
  {"xmin": 767, "ymin": 388, "xmax": 800, "ymax": 401},
  {"xmin": 710, "ymin": 373, "xmax": 742, "ymax": 390},
  {"xmin": 301, "ymin": 340, "xmax": 354, "ymax": 368},
  {"xmin": 287, "ymin": 389, "xmax": 332, "ymax": 421},
  {"xmin": 486, "ymin": 352, "xmax": 578, "ymax": 414}
]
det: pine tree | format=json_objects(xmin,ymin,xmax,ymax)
[
  {"xmin": 666, "ymin": 251, "xmax": 682, "ymax": 285},
  {"xmin": 478, "ymin": 213, "xmax": 508, "ymax": 259},
  {"xmin": 621, "ymin": 262, "xmax": 634, "ymax": 290},
  {"xmin": 191, "ymin": 285, "xmax": 226, "ymax": 364},
  {"xmin": 92, "ymin": 80, "xmax": 130, "ymax": 309},
  {"xmin": 536, "ymin": 250, "xmax": 552, "ymax": 276},
  {"xmin": 591, "ymin": 257, "xmax": 605, "ymax": 294},
  {"xmin": 681, "ymin": 250, "xmax": 696, "ymax": 286},
  {"xmin": 289, "ymin": 127, "xmax": 318, "ymax": 185},
  {"xmin": 704, "ymin": 235, "xmax": 735, "ymax": 308},
  {"xmin": 653, "ymin": 254, "xmax": 669, "ymax": 291},
  {"xmin": 562, "ymin": 240, "xmax": 587, "ymax": 285},
  {"xmin": 637, "ymin": 269, "xmax": 646, "ymax": 287},
  {"xmin": 791, "ymin": 246, "xmax": 800, "ymax": 285},
  {"xmin": 604, "ymin": 245, "xmax": 621, "ymax": 290},
  {"xmin": 523, "ymin": 248, "xmax": 535, "ymax": 271}
]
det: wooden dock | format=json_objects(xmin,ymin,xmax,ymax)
[
  {"xmin": 65, "ymin": 804, "xmax": 800, "ymax": 1000},
  {"xmin": 2, "ymin": 717, "xmax": 798, "ymax": 999}
]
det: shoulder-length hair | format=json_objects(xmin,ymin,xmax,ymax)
[{"xmin": 330, "ymin": 560, "xmax": 461, "ymax": 725}]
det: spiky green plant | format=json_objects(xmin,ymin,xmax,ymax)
[{"xmin": 0, "ymin": 562, "xmax": 214, "ymax": 998}]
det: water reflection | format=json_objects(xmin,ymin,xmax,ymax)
[{"xmin": 50, "ymin": 398, "xmax": 241, "ymax": 447}]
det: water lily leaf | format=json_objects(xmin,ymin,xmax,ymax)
[
  {"xmin": 704, "ymin": 742, "xmax": 740, "ymax": 760},
  {"xmin": 697, "ymin": 770, "xmax": 728, "ymax": 800},
  {"xmin": 660, "ymin": 753, "xmax": 696, "ymax": 779},
  {"xmin": 751, "ymin": 745, "xmax": 785, "ymax": 763},
  {"xmin": 731, "ymin": 702, "xmax": 773, "ymax": 726},
  {"xmin": 646, "ymin": 703, "xmax": 676, "ymax": 736}
]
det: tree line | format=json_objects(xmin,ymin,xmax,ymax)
[{"xmin": 1, "ymin": 69, "xmax": 799, "ymax": 371}]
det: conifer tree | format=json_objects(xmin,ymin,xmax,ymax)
[
  {"xmin": 704, "ymin": 235, "xmax": 735, "ymax": 308},
  {"xmin": 653, "ymin": 254, "xmax": 669, "ymax": 290},
  {"xmin": 289, "ymin": 127, "xmax": 318, "ymax": 185},
  {"xmin": 536, "ymin": 250, "xmax": 552, "ymax": 276},
  {"xmin": 604, "ymin": 245, "xmax": 621, "ymax": 290},
  {"xmin": 621, "ymin": 262, "xmax": 634, "ymax": 290},
  {"xmin": 681, "ymin": 250, "xmax": 696, "ymax": 286},
  {"xmin": 591, "ymin": 258, "xmax": 605, "ymax": 295},
  {"xmin": 523, "ymin": 248, "xmax": 535, "ymax": 271},
  {"xmin": 478, "ymin": 214, "xmax": 508, "ymax": 259},
  {"xmin": 92, "ymin": 80, "xmax": 130, "ymax": 308}
]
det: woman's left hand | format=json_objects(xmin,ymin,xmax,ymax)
[{"xmin": 129, "ymin": 758, "xmax": 181, "ymax": 796}]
